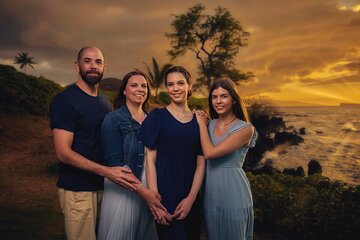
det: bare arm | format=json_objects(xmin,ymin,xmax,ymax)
[
  {"xmin": 188, "ymin": 155, "xmax": 205, "ymax": 202},
  {"xmin": 144, "ymin": 147, "xmax": 172, "ymax": 224},
  {"xmin": 194, "ymin": 111, "xmax": 254, "ymax": 160},
  {"xmin": 173, "ymin": 155, "xmax": 205, "ymax": 220},
  {"xmin": 52, "ymin": 128, "xmax": 138, "ymax": 190},
  {"xmin": 145, "ymin": 147, "xmax": 159, "ymax": 192}
]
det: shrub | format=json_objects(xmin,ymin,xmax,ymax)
[
  {"xmin": 249, "ymin": 173, "xmax": 360, "ymax": 239},
  {"xmin": 0, "ymin": 65, "xmax": 63, "ymax": 115},
  {"xmin": 100, "ymin": 90, "xmax": 118, "ymax": 103},
  {"xmin": 158, "ymin": 91, "xmax": 171, "ymax": 105},
  {"xmin": 245, "ymin": 96, "xmax": 276, "ymax": 117},
  {"xmin": 188, "ymin": 97, "xmax": 208, "ymax": 110}
]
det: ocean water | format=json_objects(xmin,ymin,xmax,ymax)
[{"xmin": 261, "ymin": 106, "xmax": 360, "ymax": 185}]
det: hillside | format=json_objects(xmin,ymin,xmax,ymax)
[
  {"xmin": 99, "ymin": 77, "xmax": 122, "ymax": 91},
  {"xmin": 0, "ymin": 65, "xmax": 63, "ymax": 115},
  {"xmin": 0, "ymin": 113, "xmax": 64, "ymax": 239}
]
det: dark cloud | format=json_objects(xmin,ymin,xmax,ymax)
[
  {"xmin": 0, "ymin": 0, "xmax": 359, "ymax": 105},
  {"xmin": 350, "ymin": 16, "xmax": 360, "ymax": 26},
  {"xmin": 345, "ymin": 61, "xmax": 360, "ymax": 70}
]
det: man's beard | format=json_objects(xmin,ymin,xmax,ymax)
[{"xmin": 80, "ymin": 69, "xmax": 103, "ymax": 85}]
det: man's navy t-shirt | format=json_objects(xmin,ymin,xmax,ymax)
[{"xmin": 50, "ymin": 84, "xmax": 112, "ymax": 191}]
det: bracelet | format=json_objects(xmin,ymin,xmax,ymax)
[{"xmin": 135, "ymin": 183, "xmax": 143, "ymax": 192}]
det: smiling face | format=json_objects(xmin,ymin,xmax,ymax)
[
  {"xmin": 166, "ymin": 72, "xmax": 192, "ymax": 104},
  {"xmin": 211, "ymin": 87, "xmax": 234, "ymax": 117},
  {"xmin": 76, "ymin": 47, "xmax": 106, "ymax": 85},
  {"xmin": 124, "ymin": 74, "xmax": 148, "ymax": 106}
]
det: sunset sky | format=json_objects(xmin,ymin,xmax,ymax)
[{"xmin": 1, "ymin": 0, "xmax": 359, "ymax": 106}]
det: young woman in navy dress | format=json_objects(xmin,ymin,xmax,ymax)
[{"xmin": 139, "ymin": 66, "xmax": 205, "ymax": 240}]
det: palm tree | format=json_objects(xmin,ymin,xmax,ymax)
[
  {"xmin": 143, "ymin": 57, "xmax": 172, "ymax": 98},
  {"xmin": 13, "ymin": 52, "xmax": 37, "ymax": 72}
]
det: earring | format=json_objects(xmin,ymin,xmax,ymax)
[{"xmin": 187, "ymin": 90, "xmax": 192, "ymax": 99}]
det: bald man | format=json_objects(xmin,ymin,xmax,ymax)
[{"xmin": 50, "ymin": 47, "xmax": 138, "ymax": 240}]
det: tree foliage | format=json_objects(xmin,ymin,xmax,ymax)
[
  {"xmin": 13, "ymin": 52, "xmax": 37, "ymax": 72},
  {"xmin": 143, "ymin": 57, "xmax": 172, "ymax": 98},
  {"xmin": 245, "ymin": 96, "xmax": 277, "ymax": 118},
  {"xmin": 166, "ymin": 4, "xmax": 253, "ymax": 90}
]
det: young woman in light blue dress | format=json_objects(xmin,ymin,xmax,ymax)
[{"xmin": 194, "ymin": 78, "xmax": 257, "ymax": 240}]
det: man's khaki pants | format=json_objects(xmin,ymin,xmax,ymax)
[{"xmin": 58, "ymin": 188, "xmax": 102, "ymax": 240}]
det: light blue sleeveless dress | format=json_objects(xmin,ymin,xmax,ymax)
[{"xmin": 204, "ymin": 119, "xmax": 257, "ymax": 240}]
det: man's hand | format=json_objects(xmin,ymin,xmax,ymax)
[{"xmin": 106, "ymin": 166, "xmax": 139, "ymax": 191}]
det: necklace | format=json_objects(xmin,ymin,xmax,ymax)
[
  {"xmin": 132, "ymin": 111, "xmax": 146, "ymax": 124},
  {"xmin": 218, "ymin": 116, "xmax": 236, "ymax": 126},
  {"xmin": 168, "ymin": 106, "xmax": 190, "ymax": 120}
]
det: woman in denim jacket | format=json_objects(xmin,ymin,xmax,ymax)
[{"xmin": 98, "ymin": 71, "xmax": 168, "ymax": 240}]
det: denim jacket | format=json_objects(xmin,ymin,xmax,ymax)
[{"xmin": 101, "ymin": 104, "xmax": 145, "ymax": 179}]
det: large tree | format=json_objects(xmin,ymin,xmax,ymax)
[
  {"xmin": 13, "ymin": 52, "xmax": 37, "ymax": 72},
  {"xmin": 166, "ymin": 4, "xmax": 253, "ymax": 91},
  {"xmin": 143, "ymin": 57, "xmax": 172, "ymax": 98}
]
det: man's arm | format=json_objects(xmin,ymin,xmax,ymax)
[{"xmin": 53, "ymin": 128, "xmax": 139, "ymax": 191}]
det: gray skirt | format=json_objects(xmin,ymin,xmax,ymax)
[{"xmin": 97, "ymin": 173, "xmax": 157, "ymax": 240}]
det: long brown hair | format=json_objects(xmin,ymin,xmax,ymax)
[
  {"xmin": 209, "ymin": 78, "xmax": 250, "ymax": 122},
  {"xmin": 113, "ymin": 70, "xmax": 151, "ymax": 110}
]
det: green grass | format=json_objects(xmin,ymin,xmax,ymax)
[{"xmin": 0, "ymin": 202, "xmax": 65, "ymax": 240}]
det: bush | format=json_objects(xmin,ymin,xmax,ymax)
[
  {"xmin": 249, "ymin": 173, "xmax": 360, "ymax": 239},
  {"xmin": 188, "ymin": 97, "xmax": 208, "ymax": 110},
  {"xmin": 100, "ymin": 90, "xmax": 118, "ymax": 103},
  {"xmin": 245, "ymin": 96, "xmax": 276, "ymax": 117},
  {"xmin": 0, "ymin": 65, "xmax": 63, "ymax": 115},
  {"xmin": 158, "ymin": 91, "xmax": 171, "ymax": 105}
]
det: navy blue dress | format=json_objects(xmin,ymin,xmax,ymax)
[{"xmin": 138, "ymin": 108, "xmax": 202, "ymax": 240}]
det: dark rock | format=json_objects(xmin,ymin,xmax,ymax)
[
  {"xmin": 299, "ymin": 127, "xmax": 306, "ymax": 135},
  {"xmin": 283, "ymin": 166, "xmax": 305, "ymax": 177},
  {"xmin": 279, "ymin": 149, "xmax": 288, "ymax": 154},
  {"xmin": 296, "ymin": 166, "xmax": 305, "ymax": 177},
  {"xmin": 251, "ymin": 163, "xmax": 281, "ymax": 176},
  {"xmin": 287, "ymin": 125, "xmax": 295, "ymax": 130},
  {"xmin": 308, "ymin": 159, "xmax": 322, "ymax": 175},
  {"xmin": 274, "ymin": 132, "xmax": 304, "ymax": 145},
  {"xmin": 245, "ymin": 113, "xmax": 303, "ymax": 172},
  {"xmin": 244, "ymin": 135, "xmax": 274, "ymax": 170}
]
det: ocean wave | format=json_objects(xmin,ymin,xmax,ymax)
[
  {"xmin": 273, "ymin": 106, "xmax": 360, "ymax": 184},
  {"xmin": 341, "ymin": 121, "xmax": 360, "ymax": 132},
  {"xmin": 283, "ymin": 113, "xmax": 308, "ymax": 117}
]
